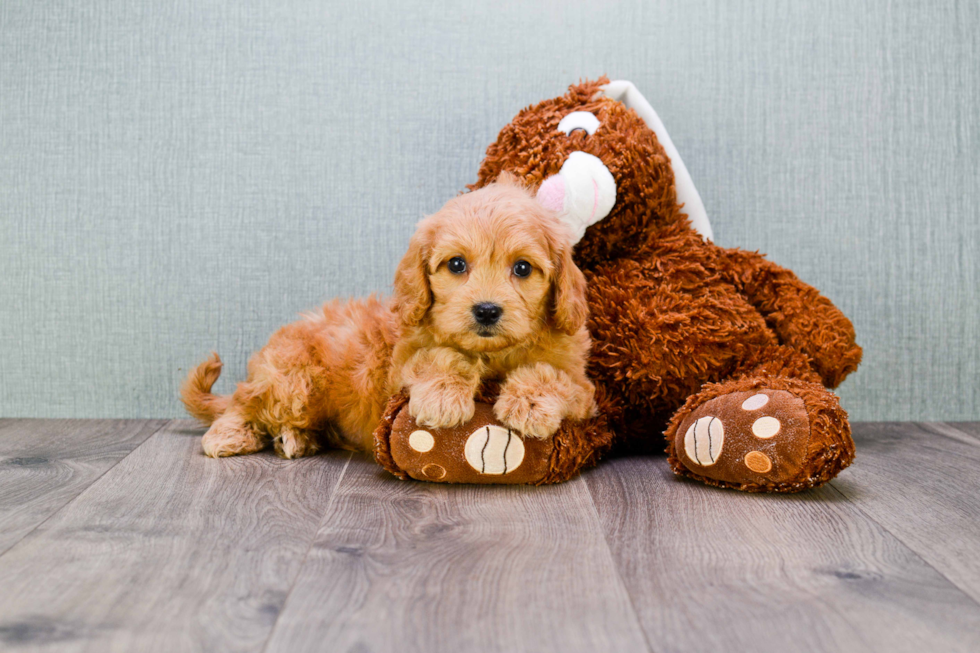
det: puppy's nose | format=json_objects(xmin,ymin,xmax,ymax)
[{"xmin": 472, "ymin": 302, "xmax": 503, "ymax": 326}]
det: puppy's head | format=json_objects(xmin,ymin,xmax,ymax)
[{"xmin": 393, "ymin": 176, "xmax": 587, "ymax": 353}]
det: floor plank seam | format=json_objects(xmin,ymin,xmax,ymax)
[
  {"xmin": 581, "ymin": 474, "xmax": 659, "ymax": 653},
  {"xmin": 932, "ymin": 421, "xmax": 980, "ymax": 446},
  {"xmin": 0, "ymin": 419, "xmax": 173, "ymax": 560},
  {"xmin": 826, "ymin": 480, "xmax": 980, "ymax": 611},
  {"xmin": 258, "ymin": 451, "xmax": 355, "ymax": 653}
]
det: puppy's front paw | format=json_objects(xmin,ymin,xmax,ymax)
[
  {"xmin": 493, "ymin": 390, "xmax": 563, "ymax": 440},
  {"xmin": 409, "ymin": 380, "xmax": 476, "ymax": 429}
]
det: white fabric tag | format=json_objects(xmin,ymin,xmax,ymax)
[{"xmin": 600, "ymin": 80, "xmax": 713, "ymax": 242}]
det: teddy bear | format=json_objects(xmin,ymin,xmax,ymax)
[{"xmin": 375, "ymin": 78, "xmax": 862, "ymax": 492}]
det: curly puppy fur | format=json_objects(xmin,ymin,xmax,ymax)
[{"xmin": 181, "ymin": 179, "xmax": 595, "ymax": 458}]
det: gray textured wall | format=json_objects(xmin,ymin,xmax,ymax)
[{"xmin": 1, "ymin": 0, "xmax": 977, "ymax": 420}]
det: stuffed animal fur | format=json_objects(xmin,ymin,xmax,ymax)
[{"xmin": 376, "ymin": 78, "xmax": 861, "ymax": 492}]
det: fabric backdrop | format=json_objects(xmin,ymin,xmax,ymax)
[{"xmin": 1, "ymin": 0, "xmax": 977, "ymax": 420}]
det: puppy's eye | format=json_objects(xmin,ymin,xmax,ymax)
[
  {"xmin": 557, "ymin": 111, "xmax": 600, "ymax": 136},
  {"xmin": 512, "ymin": 260, "xmax": 532, "ymax": 278},
  {"xmin": 447, "ymin": 256, "xmax": 467, "ymax": 274}
]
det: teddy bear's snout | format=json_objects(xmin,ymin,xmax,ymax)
[{"xmin": 535, "ymin": 151, "xmax": 616, "ymax": 244}]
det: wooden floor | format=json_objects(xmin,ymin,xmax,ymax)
[{"xmin": 1, "ymin": 420, "xmax": 979, "ymax": 652}]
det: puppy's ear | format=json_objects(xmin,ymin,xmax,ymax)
[
  {"xmin": 495, "ymin": 170, "xmax": 525, "ymax": 189},
  {"xmin": 550, "ymin": 237, "xmax": 589, "ymax": 336},
  {"xmin": 392, "ymin": 225, "xmax": 432, "ymax": 326}
]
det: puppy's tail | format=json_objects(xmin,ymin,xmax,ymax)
[{"xmin": 180, "ymin": 352, "xmax": 232, "ymax": 425}]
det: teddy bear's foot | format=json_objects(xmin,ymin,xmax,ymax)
[
  {"xmin": 374, "ymin": 391, "xmax": 615, "ymax": 485},
  {"xmin": 665, "ymin": 377, "xmax": 855, "ymax": 492},
  {"xmin": 381, "ymin": 399, "xmax": 555, "ymax": 484}
]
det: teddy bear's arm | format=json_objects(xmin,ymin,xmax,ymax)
[{"xmin": 725, "ymin": 249, "xmax": 862, "ymax": 388}]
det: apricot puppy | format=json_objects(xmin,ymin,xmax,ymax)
[{"xmin": 181, "ymin": 177, "xmax": 595, "ymax": 458}]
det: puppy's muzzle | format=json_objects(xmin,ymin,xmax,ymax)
[{"xmin": 472, "ymin": 302, "xmax": 503, "ymax": 330}]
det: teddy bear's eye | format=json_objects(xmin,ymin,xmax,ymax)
[
  {"xmin": 447, "ymin": 256, "xmax": 467, "ymax": 274},
  {"xmin": 557, "ymin": 111, "xmax": 600, "ymax": 136}
]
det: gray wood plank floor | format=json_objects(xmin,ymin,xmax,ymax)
[
  {"xmin": 0, "ymin": 420, "xmax": 978, "ymax": 653},
  {"xmin": 0, "ymin": 419, "xmax": 168, "ymax": 556},
  {"xmin": 264, "ymin": 457, "xmax": 649, "ymax": 653}
]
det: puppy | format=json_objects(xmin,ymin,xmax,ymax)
[{"xmin": 181, "ymin": 177, "xmax": 596, "ymax": 458}]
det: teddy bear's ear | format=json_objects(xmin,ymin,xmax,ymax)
[
  {"xmin": 599, "ymin": 80, "xmax": 714, "ymax": 242},
  {"xmin": 565, "ymin": 76, "xmax": 610, "ymax": 103}
]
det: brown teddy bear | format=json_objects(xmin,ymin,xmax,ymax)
[{"xmin": 376, "ymin": 78, "xmax": 861, "ymax": 492}]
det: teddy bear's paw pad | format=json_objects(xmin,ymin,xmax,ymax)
[
  {"xmin": 675, "ymin": 390, "xmax": 810, "ymax": 485},
  {"xmin": 464, "ymin": 425, "xmax": 526, "ymax": 475},
  {"xmin": 387, "ymin": 402, "xmax": 553, "ymax": 484},
  {"xmin": 682, "ymin": 417, "xmax": 724, "ymax": 466}
]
